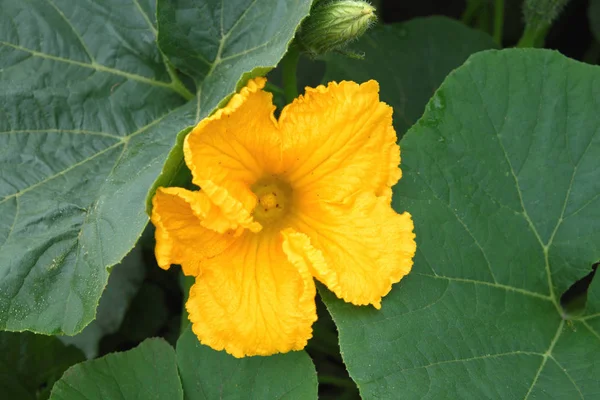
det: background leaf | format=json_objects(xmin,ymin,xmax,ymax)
[
  {"xmin": 322, "ymin": 17, "xmax": 497, "ymax": 137},
  {"xmin": 119, "ymin": 282, "xmax": 169, "ymax": 343},
  {"xmin": 58, "ymin": 245, "xmax": 145, "ymax": 358},
  {"xmin": 0, "ymin": 331, "xmax": 84, "ymax": 400},
  {"xmin": 50, "ymin": 338, "xmax": 182, "ymax": 400},
  {"xmin": 589, "ymin": 0, "xmax": 600, "ymax": 43},
  {"xmin": 321, "ymin": 48, "xmax": 600, "ymax": 398},
  {"xmin": 176, "ymin": 327, "xmax": 318, "ymax": 400},
  {"xmin": 157, "ymin": 0, "xmax": 312, "ymax": 123},
  {"xmin": 0, "ymin": 0, "xmax": 311, "ymax": 335}
]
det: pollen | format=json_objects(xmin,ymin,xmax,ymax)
[
  {"xmin": 251, "ymin": 177, "xmax": 293, "ymax": 226},
  {"xmin": 259, "ymin": 192, "xmax": 278, "ymax": 210}
]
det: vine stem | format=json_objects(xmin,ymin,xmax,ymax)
[{"xmin": 281, "ymin": 45, "xmax": 300, "ymax": 104}]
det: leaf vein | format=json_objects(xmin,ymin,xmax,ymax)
[
  {"xmin": 522, "ymin": 320, "xmax": 564, "ymax": 400},
  {"xmin": 0, "ymin": 41, "xmax": 178, "ymax": 93},
  {"xmin": 582, "ymin": 320, "xmax": 600, "ymax": 341},
  {"xmin": 464, "ymin": 66, "xmax": 559, "ymax": 309},
  {"xmin": 549, "ymin": 356, "xmax": 585, "ymax": 399},
  {"xmin": 132, "ymin": 0, "xmax": 157, "ymax": 35},
  {"xmin": 0, "ymin": 104, "xmax": 178, "ymax": 204},
  {"xmin": 0, "ymin": 129, "xmax": 122, "ymax": 140},
  {"xmin": 0, "ymin": 142, "xmax": 124, "ymax": 205},
  {"xmin": 414, "ymin": 273, "xmax": 551, "ymax": 300},
  {"xmin": 0, "ymin": 197, "xmax": 19, "ymax": 252},
  {"xmin": 411, "ymin": 166, "xmax": 498, "ymax": 283},
  {"xmin": 45, "ymin": 0, "xmax": 96, "ymax": 63},
  {"xmin": 363, "ymin": 351, "xmax": 543, "ymax": 387}
]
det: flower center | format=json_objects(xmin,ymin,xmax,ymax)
[{"xmin": 251, "ymin": 177, "xmax": 293, "ymax": 226}]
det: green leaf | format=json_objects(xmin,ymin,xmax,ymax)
[
  {"xmin": 321, "ymin": 49, "xmax": 600, "ymax": 398},
  {"xmin": 49, "ymin": 338, "xmax": 182, "ymax": 400},
  {"xmin": 0, "ymin": 0, "xmax": 196, "ymax": 336},
  {"xmin": 176, "ymin": 327, "xmax": 318, "ymax": 400},
  {"xmin": 58, "ymin": 246, "xmax": 146, "ymax": 358},
  {"xmin": 323, "ymin": 17, "xmax": 497, "ymax": 137},
  {"xmin": 0, "ymin": 331, "xmax": 84, "ymax": 400},
  {"xmin": 0, "ymin": 0, "xmax": 310, "ymax": 335},
  {"xmin": 49, "ymin": 329, "xmax": 319, "ymax": 400},
  {"xmin": 157, "ymin": 0, "xmax": 312, "ymax": 122}
]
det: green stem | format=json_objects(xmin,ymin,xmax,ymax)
[
  {"xmin": 493, "ymin": 0, "xmax": 504, "ymax": 46},
  {"xmin": 461, "ymin": 0, "xmax": 482, "ymax": 25},
  {"xmin": 179, "ymin": 273, "xmax": 195, "ymax": 334},
  {"xmin": 475, "ymin": 4, "xmax": 491, "ymax": 34},
  {"xmin": 517, "ymin": 24, "xmax": 549, "ymax": 48},
  {"xmin": 166, "ymin": 62, "xmax": 194, "ymax": 101},
  {"xmin": 264, "ymin": 82, "xmax": 285, "ymax": 95},
  {"xmin": 281, "ymin": 45, "xmax": 300, "ymax": 104}
]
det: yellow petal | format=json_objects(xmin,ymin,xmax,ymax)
[
  {"xmin": 151, "ymin": 187, "xmax": 239, "ymax": 276},
  {"xmin": 290, "ymin": 192, "xmax": 416, "ymax": 308},
  {"xmin": 279, "ymin": 80, "xmax": 400, "ymax": 204},
  {"xmin": 184, "ymin": 77, "xmax": 281, "ymax": 231},
  {"xmin": 186, "ymin": 230, "xmax": 317, "ymax": 357}
]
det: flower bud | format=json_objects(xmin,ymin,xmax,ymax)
[
  {"xmin": 297, "ymin": 0, "xmax": 376, "ymax": 57},
  {"xmin": 522, "ymin": 0, "xmax": 570, "ymax": 32}
]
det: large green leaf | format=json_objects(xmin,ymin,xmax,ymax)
[
  {"xmin": 176, "ymin": 327, "xmax": 318, "ymax": 400},
  {"xmin": 50, "ymin": 339, "xmax": 182, "ymax": 400},
  {"xmin": 321, "ymin": 49, "xmax": 600, "ymax": 398},
  {"xmin": 157, "ymin": 0, "xmax": 312, "ymax": 121},
  {"xmin": 0, "ymin": 0, "xmax": 310, "ymax": 335},
  {"xmin": 323, "ymin": 17, "xmax": 497, "ymax": 137},
  {"xmin": 0, "ymin": 0, "xmax": 195, "ymax": 335},
  {"xmin": 0, "ymin": 331, "xmax": 84, "ymax": 400}
]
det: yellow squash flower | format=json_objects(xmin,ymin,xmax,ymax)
[{"xmin": 150, "ymin": 77, "xmax": 416, "ymax": 358}]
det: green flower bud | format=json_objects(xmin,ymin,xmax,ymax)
[
  {"xmin": 297, "ymin": 0, "xmax": 376, "ymax": 57},
  {"xmin": 522, "ymin": 0, "xmax": 570, "ymax": 32}
]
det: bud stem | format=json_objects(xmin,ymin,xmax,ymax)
[
  {"xmin": 517, "ymin": 24, "xmax": 550, "ymax": 48},
  {"xmin": 281, "ymin": 45, "xmax": 300, "ymax": 104},
  {"xmin": 518, "ymin": 0, "xmax": 570, "ymax": 48}
]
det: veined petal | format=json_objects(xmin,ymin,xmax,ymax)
[
  {"xmin": 279, "ymin": 80, "xmax": 400, "ymax": 203},
  {"xmin": 151, "ymin": 187, "xmax": 239, "ymax": 276},
  {"xmin": 184, "ymin": 77, "xmax": 281, "ymax": 230},
  {"xmin": 186, "ymin": 230, "xmax": 317, "ymax": 357},
  {"xmin": 290, "ymin": 192, "xmax": 416, "ymax": 308}
]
